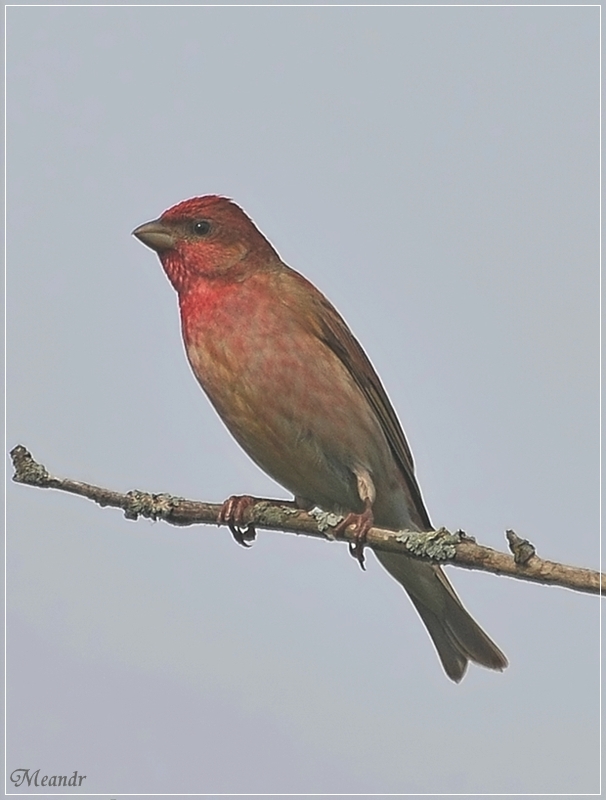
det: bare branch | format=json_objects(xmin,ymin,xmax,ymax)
[{"xmin": 10, "ymin": 445, "xmax": 603, "ymax": 596}]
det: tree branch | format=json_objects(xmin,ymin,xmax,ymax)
[{"xmin": 10, "ymin": 445, "xmax": 603, "ymax": 596}]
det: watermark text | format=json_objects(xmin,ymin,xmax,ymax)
[{"xmin": 10, "ymin": 769, "xmax": 86, "ymax": 788}]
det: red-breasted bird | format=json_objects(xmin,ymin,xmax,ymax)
[{"xmin": 133, "ymin": 195, "xmax": 507, "ymax": 682}]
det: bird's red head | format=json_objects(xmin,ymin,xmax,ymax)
[{"xmin": 133, "ymin": 195, "xmax": 280, "ymax": 293}]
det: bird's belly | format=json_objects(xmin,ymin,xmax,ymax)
[{"xmin": 185, "ymin": 328, "xmax": 386, "ymax": 515}]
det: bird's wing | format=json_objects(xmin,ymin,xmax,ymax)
[{"xmin": 281, "ymin": 267, "xmax": 433, "ymax": 530}]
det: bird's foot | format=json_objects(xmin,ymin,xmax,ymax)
[
  {"xmin": 218, "ymin": 495, "xmax": 257, "ymax": 547},
  {"xmin": 334, "ymin": 505, "xmax": 374, "ymax": 570}
]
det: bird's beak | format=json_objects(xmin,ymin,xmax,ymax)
[{"xmin": 132, "ymin": 219, "xmax": 176, "ymax": 252}]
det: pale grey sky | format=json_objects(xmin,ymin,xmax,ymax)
[{"xmin": 7, "ymin": 4, "xmax": 600, "ymax": 795}]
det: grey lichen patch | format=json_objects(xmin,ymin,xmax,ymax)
[
  {"xmin": 395, "ymin": 527, "xmax": 461, "ymax": 560},
  {"xmin": 310, "ymin": 508, "xmax": 343, "ymax": 539},
  {"xmin": 254, "ymin": 501, "xmax": 298, "ymax": 527},
  {"xmin": 506, "ymin": 529, "xmax": 536, "ymax": 565},
  {"xmin": 10, "ymin": 445, "xmax": 50, "ymax": 486},
  {"xmin": 124, "ymin": 491, "xmax": 177, "ymax": 521}
]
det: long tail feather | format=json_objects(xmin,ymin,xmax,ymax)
[{"xmin": 374, "ymin": 551, "xmax": 508, "ymax": 682}]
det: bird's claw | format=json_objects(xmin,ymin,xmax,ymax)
[
  {"xmin": 334, "ymin": 506, "xmax": 374, "ymax": 571},
  {"xmin": 229, "ymin": 523, "xmax": 256, "ymax": 548},
  {"xmin": 218, "ymin": 495, "xmax": 257, "ymax": 547},
  {"xmin": 348, "ymin": 538, "xmax": 365, "ymax": 568}
]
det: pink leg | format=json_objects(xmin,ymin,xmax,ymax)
[
  {"xmin": 334, "ymin": 499, "xmax": 374, "ymax": 570},
  {"xmin": 217, "ymin": 495, "xmax": 257, "ymax": 547}
]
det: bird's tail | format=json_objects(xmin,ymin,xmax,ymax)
[{"xmin": 374, "ymin": 550, "xmax": 508, "ymax": 682}]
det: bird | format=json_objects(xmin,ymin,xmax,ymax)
[{"xmin": 133, "ymin": 195, "xmax": 508, "ymax": 682}]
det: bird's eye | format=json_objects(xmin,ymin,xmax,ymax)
[{"xmin": 192, "ymin": 220, "xmax": 211, "ymax": 236}]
